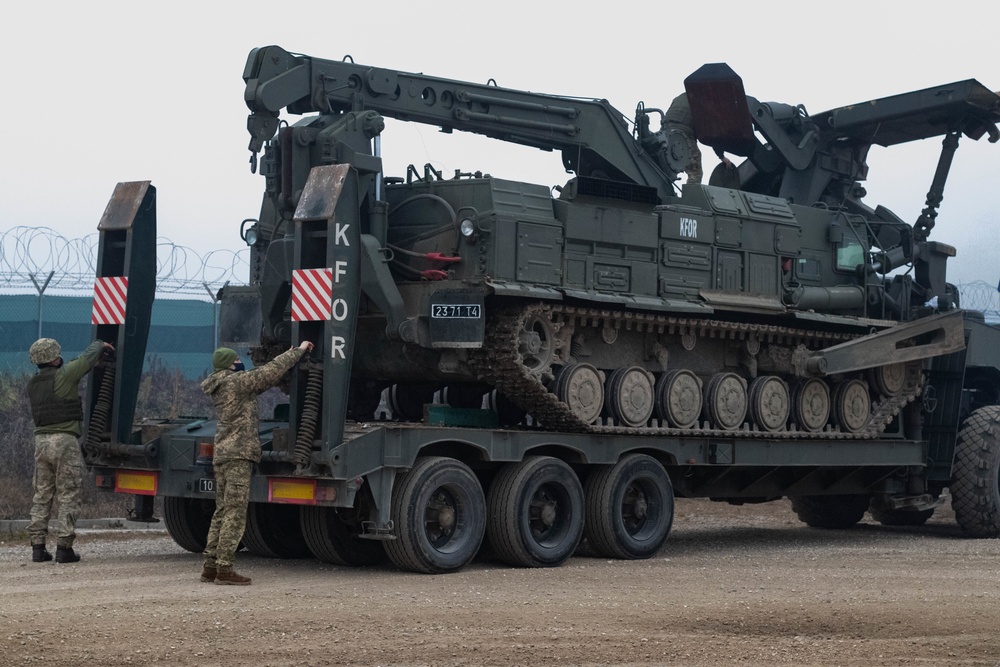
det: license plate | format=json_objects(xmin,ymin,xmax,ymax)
[
  {"xmin": 198, "ymin": 478, "xmax": 216, "ymax": 493},
  {"xmin": 431, "ymin": 304, "xmax": 481, "ymax": 318}
]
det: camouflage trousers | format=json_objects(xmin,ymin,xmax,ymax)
[
  {"xmin": 28, "ymin": 432, "xmax": 84, "ymax": 548},
  {"xmin": 682, "ymin": 130, "xmax": 703, "ymax": 185},
  {"xmin": 203, "ymin": 459, "xmax": 252, "ymax": 570}
]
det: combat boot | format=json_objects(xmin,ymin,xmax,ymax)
[
  {"xmin": 214, "ymin": 568, "xmax": 251, "ymax": 586},
  {"xmin": 31, "ymin": 544, "xmax": 53, "ymax": 562},
  {"xmin": 200, "ymin": 566, "xmax": 217, "ymax": 583},
  {"xmin": 55, "ymin": 546, "xmax": 80, "ymax": 563}
]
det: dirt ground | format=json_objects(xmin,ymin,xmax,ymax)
[{"xmin": 1, "ymin": 497, "xmax": 999, "ymax": 667}]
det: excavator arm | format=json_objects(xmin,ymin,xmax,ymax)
[{"xmin": 243, "ymin": 45, "xmax": 681, "ymax": 201}]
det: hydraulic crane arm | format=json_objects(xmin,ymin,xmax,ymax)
[
  {"xmin": 244, "ymin": 45, "xmax": 679, "ymax": 201},
  {"xmin": 685, "ymin": 62, "xmax": 1000, "ymax": 208}
]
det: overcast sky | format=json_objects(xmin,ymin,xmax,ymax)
[{"xmin": 2, "ymin": 0, "xmax": 998, "ymax": 287}]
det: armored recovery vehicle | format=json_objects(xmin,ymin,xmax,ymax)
[{"xmin": 84, "ymin": 47, "xmax": 1000, "ymax": 573}]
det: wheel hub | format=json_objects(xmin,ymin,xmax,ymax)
[{"xmin": 539, "ymin": 501, "xmax": 557, "ymax": 527}]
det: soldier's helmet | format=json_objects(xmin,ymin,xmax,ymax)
[{"xmin": 29, "ymin": 338, "xmax": 61, "ymax": 365}]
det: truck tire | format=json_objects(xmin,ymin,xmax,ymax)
[
  {"xmin": 385, "ymin": 457, "xmax": 486, "ymax": 574},
  {"xmin": 163, "ymin": 496, "xmax": 214, "ymax": 553},
  {"xmin": 300, "ymin": 505, "xmax": 386, "ymax": 566},
  {"xmin": 951, "ymin": 405, "xmax": 1000, "ymax": 537},
  {"xmin": 486, "ymin": 456, "xmax": 585, "ymax": 567},
  {"xmin": 242, "ymin": 503, "xmax": 312, "ymax": 559},
  {"xmin": 790, "ymin": 494, "xmax": 869, "ymax": 529},
  {"xmin": 584, "ymin": 454, "xmax": 674, "ymax": 559}
]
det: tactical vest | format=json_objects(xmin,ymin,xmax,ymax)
[
  {"xmin": 665, "ymin": 94, "xmax": 693, "ymax": 130},
  {"xmin": 27, "ymin": 367, "xmax": 83, "ymax": 427}
]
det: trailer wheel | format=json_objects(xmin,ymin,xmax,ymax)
[
  {"xmin": 584, "ymin": 454, "xmax": 674, "ymax": 559},
  {"xmin": 385, "ymin": 457, "xmax": 485, "ymax": 574},
  {"xmin": 163, "ymin": 496, "xmax": 214, "ymax": 553},
  {"xmin": 868, "ymin": 496, "xmax": 935, "ymax": 527},
  {"xmin": 951, "ymin": 405, "xmax": 1000, "ymax": 537},
  {"xmin": 241, "ymin": 503, "xmax": 312, "ymax": 559},
  {"xmin": 789, "ymin": 494, "xmax": 870, "ymax": 529},
  {"xmin": 486, "ymin": 456, "xmax": 584, "ymax": 567},
  {"xmin": 300, "ymin": 505, "xmax": 387, "ymax": 566}
]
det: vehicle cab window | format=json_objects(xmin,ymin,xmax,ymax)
[{"xmin": 836, "ymin": 239, "xmax": 866, "ymax": 272}]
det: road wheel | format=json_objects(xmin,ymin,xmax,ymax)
[
  {"xmin": 655, "ymin": 369, "xmax": 702, "ymax": 429},
  {"xmin": 606, "ymin": 367, "xmax": 655, "ymax": 427},
  {"xmin": 791, "ymin": 378, "xmax": 830, "ymax": 433},
  {"xmin": 300, "ymin": 505, "xmax": 387, "ymax": 566},
  {"xmin": 869, "ymin": 496, "xmax": 935, "ymax": 527},
  {"xmin": 704, "ymin": 372, "xmax": 747, "ymax": 430},
  {"xmin": 749, "ymin": 376, "xmax": 790, "ymax": 432},
  {"xmin": 241, "ymin": 502, "xmax": 312, "ymax": 558},
  {"xmin": 869, "ymin": 363, "xmax": 906, "ymax": 397},
  {"xmin": 487, "ymin": 457, "xmax": 585, "ymax": 567},
  {"xmin": 832, "ymin": 379, "xmax": 870, "ymax": 433},
  {"xmin": 951, "ymin": 405, "xmax": 1000, "ymax": 537},
  {"xmin": 385, "ymin": 457, "xmax": 485, "ymax": 574},
  {"xmin": 554, "ymin": 363, "xmax": 605, "ymax": 425},
  {"xmin": 163, "ymin": 496, "xmax": 214, "ymax": 553},
  {"xmin": 584, "ymin": 454, "xmax": 674, "ymax": 559},
  {"xmin": 790, "ymin": 494, "xmax": 870, "ymax": 529}
]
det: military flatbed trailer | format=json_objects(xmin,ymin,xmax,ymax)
[
  {"xmin": 81, "ymin": 50, "xmax": 1000, "ymax": 574},
  {"xmin": 90, "ymin": 401, "xmax": 955, "ymax": 575}
]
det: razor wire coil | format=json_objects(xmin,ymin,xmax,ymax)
[{"xmin": 0, "ymin": 226, "xmax": 247, "ymax": 296}]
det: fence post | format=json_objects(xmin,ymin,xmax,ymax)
[
  {"xmin": 203, "ymin": 281, "xmax": 228, "ymax": 349},
  {"xmin": 29, "ymin": 271, "xmax": 55, "ymax": 339}
]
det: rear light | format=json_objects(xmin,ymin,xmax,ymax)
[{"xmin": 195, "ymin": 442, "xmax": 215, "ymax": 465}]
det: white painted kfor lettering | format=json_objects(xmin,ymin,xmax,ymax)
[
  {"xmin": 334, "ymin": 222, "xmax": 351, "ymax": 246},
  {"xmin": 680, "ymin": 217, "xmax": 698, "ymax": 239},
  {"xmin": 334, "ymin": 260, "xmax": 347, "ymax": 283},
  {"xmin": 330, "ymin": 335, "xmax": 346, "ymax": 359},
  {"xmin": 332, "ymin": 298, "xmax": 348, "ymax": 321}
]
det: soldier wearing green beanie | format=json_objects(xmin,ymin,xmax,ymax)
[
  {"xmin": 199, "ymin": 340, "xmax": 314, "ymax": 585},
  {"xmin": 212, "ymin": 347, "xmax": 239, "ymax": 371}
]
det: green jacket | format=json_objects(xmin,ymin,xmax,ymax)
[
  {"xmin": 200, "ymin": 347, "xmax": 305, "ymax": 463},
  {"xmin": 665, "ymin": 93, "xmax": 693, "ymax": 130},
  {"xmin": 30, "ymin": 340, "xmax": 105, "ymax": 437}
]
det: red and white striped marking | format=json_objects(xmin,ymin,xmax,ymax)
[
  {"xmin": 292, "ymin": 268, "xmax": 333, "ymax": 321},
  {"xmin": 92, "ymin": 276, "xmax": 128, "ymax": 325}
]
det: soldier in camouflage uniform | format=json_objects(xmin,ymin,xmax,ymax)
[
  {"xmin": 665, "ymin": 93, "xmax": 703, "ymax": 185},
  {"xmin": 199, "ymin": 341, "xmax": 313, "ymax": 585},
  {"xmin": 26, "ymin": 337, "xmax": 114, "ymax": 563},
  {"xmin": 665, "ymin": 92, "xmax": 733, "ymax": 186}
]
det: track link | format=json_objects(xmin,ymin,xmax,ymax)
[{"xmin": 470, "ymin": 303, "xmax": 922, "ymax": 440}]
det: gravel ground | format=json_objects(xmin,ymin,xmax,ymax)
[{"xmin": 1, "ymin": 498, "xmax": 999, "ymax": 667}]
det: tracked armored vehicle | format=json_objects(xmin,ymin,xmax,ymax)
[
  {"xmin": 82, "ymin": 49, "xmax": 1000, "ymax": 573},
  {"xmin": 234, "ymin": 51, "xmax": 990, "ymax": 441}
]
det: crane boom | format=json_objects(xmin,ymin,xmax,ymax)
[{"xmin": 243, "ymin": 45, "xmax": 681, "ymax": 200}]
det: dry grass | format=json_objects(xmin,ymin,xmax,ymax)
[{"xmin": 0, "ymin": 363, "xmax": 208, "ymax": 521}]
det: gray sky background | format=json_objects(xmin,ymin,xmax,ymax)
[{"xmin": 2, "ymin": 0, "xmax": 998, "ymax": 286}]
